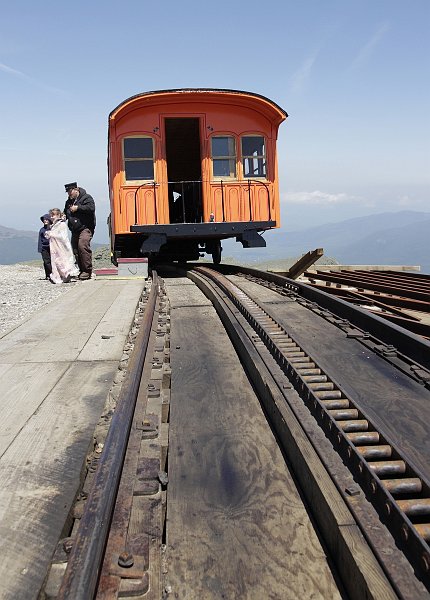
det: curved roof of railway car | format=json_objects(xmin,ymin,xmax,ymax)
[{"xmin": 109, "ymin": 88, "xmax": 288, "ymax": 124}]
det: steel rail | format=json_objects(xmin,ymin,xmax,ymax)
[
  {"xmin": 379, "ymin": 271, "xmax": 430, "ymax": 282},
  {"xmin": 343, "ymin": 270, "xmax": 430, "ymax": 290},
  {"xmin": 305, "ymin": 270, "xmax": 430, "ymax": 301},
  {"xmin": 235, "ymin": 268, "xmax": 430, "ymax": 390},
  {"xmin": 57, "ymin": 272, "xmax": 159, "ymax": 600},
  {"xmin": 195, "ymin": 266, "xmax": 430, "ymax": 586},
  {"xmin": 211, "ymin": 263, "xmax": 430, "ymax": 371},
  {"xmin": 312, "ymin": 269, "xmax": 430, "ymax": 290},
  {"xmin": 345, "ymin": 290, "xmax": 421, "ymax": 320},
  {"xmin": 364, "ymin": 310, "xmax": 430, "ymax": 338},
  {"xmin": 306, "ymin": 285, "xmax": 422, "ymax": 321},
  {"xmin": 259, "ymin": 268, "xmax": 430, "ymax": 341},
  {"xmin": 188, "ymin": 267, "xmax": 400, "ymax": 600},
  {"xmin": 308, "ymin": 281, "xmax": 430, "ymax": 314}
]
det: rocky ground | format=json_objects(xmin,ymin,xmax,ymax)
[
  {"xmin": 0, "ymin": 247, "xmax": 112, "ymax": 337},
  {"xmin": 0, "ymin": 264, "xmax": 77, "ymax": 336}
]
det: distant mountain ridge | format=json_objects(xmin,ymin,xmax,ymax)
[
  {"xmin": 333, "ymin": 218, "xmax": 430, "ymax": 265},
  {"xmin": 0, "ymin": 211, "xmax": 429, "ymax": 271},
  {"xmin": 284, "ymin": 210, "xmax": 429, "ymax": 251},
  {"xmin": 223, "ymin": 210, "xmax": 430, "ymax": 272},
  {"xmin": 0, "ymin": 224, "xmax": 36, "ymax": 239},
  {"xmin": 0, "ymin": 224, "xmax": 39, "ymax": 264},
  {"xmin": 0, "ymin": 224, "xmax": 105, "ymax": 265}
]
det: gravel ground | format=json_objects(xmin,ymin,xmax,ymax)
[{"xmin": 0, "ymin": 263, "xmax": 76, "ymax": 336}]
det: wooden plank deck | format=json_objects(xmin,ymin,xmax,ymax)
[
  {"xmin": 165, "ymin": 278, "xmax": 343, "ymax": 599},
  {"xmin": 0, "ymin": 279, "xmax": 144, "ymax": 600}
]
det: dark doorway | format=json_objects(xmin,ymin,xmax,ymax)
[{"xmin": 165, "ymin": 118, "xmax": 203, "ymax": 223}]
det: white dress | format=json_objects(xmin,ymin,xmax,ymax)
[{"xmin": 46, "ymin": 219, "xmax": 79, "ymax": 284}]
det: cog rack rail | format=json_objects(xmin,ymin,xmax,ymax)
[{"xmin": 196, "ymin": 266, "xmax": 430, "ymax": 584}]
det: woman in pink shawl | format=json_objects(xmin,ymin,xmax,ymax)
[{"xmin": 46, "ymin": 208, "xmax": 79, "ymax": 284}]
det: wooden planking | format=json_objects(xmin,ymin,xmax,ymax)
[
  {"xmin": 219, "ymin": 304, "xmax": 398, "ymax": 600},
  {"xmin": 231, "ymin": 275, "xmax": 430, "ymax": 478},
  {"xmin": 78, "ymin": 280, "xmax": 144, "ymax": 361},
  {"xmin": 0, "ymin": 362, "xmax": 69, "ymax": 457},
  {"xmin": 0, "ymin": 360, "xmax": 118, "ymax": 600},
  {"xmin": 0, "ymin": 278, "xmax": 145, "ymax": 465},
  {"xmin": 192, "ymin": 270, "xmax": 399, "ymax": 600},
  {"xmin": 0, "ymin": 363, "xmax": 13, "ymax": 378},
  {"xmin": 0, "ymin": 280, "xmax": 143, "ymax": 363},
  {"xmin": 166, "ymin": 276, "xmax": 212, "ymax": 309},
  {"xmin": 0, "ymin": 278, "xmax": 145, "ymax": 599},
  {"xmin": 0, "ymin": 282, "xmax": 105, "ymax": 353},
  {"xmin": 165, "ymin": 281, "xmax": 342, "ymax": 599}
]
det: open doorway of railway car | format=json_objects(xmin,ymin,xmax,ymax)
[{"xmin": 164, "ymin": 118, "xmax": 203, "ymax": 224}]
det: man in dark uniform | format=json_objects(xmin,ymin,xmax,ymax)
[{"xmin": 64, "ymin": 182, "xmax": 96, "ymax": 280}]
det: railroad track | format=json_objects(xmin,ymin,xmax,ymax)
[
  {"xmin": 43, "ymin": 265, "xmax": 430, "ymax": 599},
  {"xmin": 303, "ymin": 268, "xmax": 430, "ymax": 339}
]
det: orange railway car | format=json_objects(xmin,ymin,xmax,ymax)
[{"xmin": 108, "ymin": 88, "xmax": 287, "ymax": 263}]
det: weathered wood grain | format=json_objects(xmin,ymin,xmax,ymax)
[
  {"xmin": 0, "ymin": 278, "xmax": 145, "ymax": 600},
  {"xmin": 0, "ymin": 280, "xmax": 144, "ymax": 363},
  {"xmin": 167, "ymin": 276, "xmax": 212, "ymax": 309},
  {"xmin": 231, "ymin": 275, "xmax": 430, "ymax": 479},
  {"xmin": 193, "ymin": 270, "xmax": 398, "ymax": 600},
  {"xmin": 78, "ymin": 281, "xmax": 143, "ymax": 361},
  {"xmin": 0, "ymin": 362, "xmax": 69, "ymax": 456},
  {"xmin": 165, "ymin": 280, "xmax": 342, "ymax": 599},
  {"xmin": 0, "ymin": 361, "xmax": 118, "ymax": 600}
]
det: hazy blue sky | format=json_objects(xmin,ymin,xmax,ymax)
[{"xmin": 0, "ymin": 0, "xmax": 429, "ymax": 243}]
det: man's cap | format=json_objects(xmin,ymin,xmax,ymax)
[
  {"xmin": 64, "ymin": 182, "xmax": 78, "ymax": 192},
  {"xmin": 40, "ymin": 213, "xmax": 52, "ymax": 223}
]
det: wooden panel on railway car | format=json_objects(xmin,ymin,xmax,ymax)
[
  {"xmin": 208, "ymin": 182, "xmax": 274, "ymax": 224},
  {"xmin": 165, "ymin": 278, "xmax": 343, "ymax": 599},
  {"xmin": 108, "ymin": 90, "xmax": 286, "ymax": 256}
]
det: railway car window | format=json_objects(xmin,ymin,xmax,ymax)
[
  {"xmin": 211, "ymin": 136, "xmax": 236, "ymax": 178},
  {"xmin": 123, "ymin": 137, "xmax": 154, "ymax": 181},
  {"xmin": 242, "ymin": 136, "xmax": 266, "ymax": 178}
]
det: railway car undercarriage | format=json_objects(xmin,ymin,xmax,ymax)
[{"xmin": 113, "ymin": 220, "xmax": 274, "ymax": 264}]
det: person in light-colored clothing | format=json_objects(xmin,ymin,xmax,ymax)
[{"xmin": 45, "ymin": 208, "xmax": 79, "ymax": 284}]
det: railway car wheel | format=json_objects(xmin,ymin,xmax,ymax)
[{"xmin": 212, "ymin": 241, "xmax": 222, "ymax": 264}]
